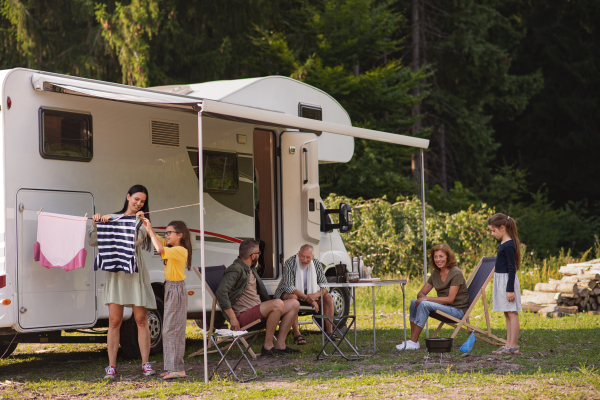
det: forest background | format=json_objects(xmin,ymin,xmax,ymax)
[{"xmin": 1, "ymin": 0, "xmax": 599, "ymax": 276}]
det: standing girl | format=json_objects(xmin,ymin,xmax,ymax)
[
  {"xmin": 488, "ymin": 213, "xmax": 522, "ymax": 355},
  {"xmin": 89, "ymin": 184, "xmax": 157, "ymax": 379},
  {"xmin": 143, "ymin": 219, "xmax": 192, "ymax": 380}
]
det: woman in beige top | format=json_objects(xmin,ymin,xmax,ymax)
[
  {"xmin": 88, "ymin": 184, "xmax": 157, "ymax": 379},
  {"xmin": 396, "ymin": 243, "xmax": 469, "ymax": 350}
]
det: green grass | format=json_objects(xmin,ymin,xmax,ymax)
[{"xmin": 1, "ymin": 281, "xmax": 599, "ymax": 399}]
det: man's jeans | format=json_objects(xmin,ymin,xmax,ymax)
[{"xmin": 409, "ymin": 299, "xmax": 465, "ymax": 328}]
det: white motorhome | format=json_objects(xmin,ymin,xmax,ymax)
[{"xmin": 0, "ymin": 68, "xmax": 428, "ymax": 357}]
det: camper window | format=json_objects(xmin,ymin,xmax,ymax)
[
  {"xmin": 298, "ymin": 103, "xmax": 323, "ymax": 136},
  {"xmin": 187, "ymin": 148, "xmax": 239, "ymax": 193},
  {"xmin": 39, "ymin": 108, "xmax": 93, "ymax": 162}
]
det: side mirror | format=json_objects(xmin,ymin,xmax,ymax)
[{"xmin": 321, "ymin": 202, "xmax": 353, "ymax": 233}]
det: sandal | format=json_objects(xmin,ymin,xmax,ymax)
[
  {"xmin": 492, "ymin": 346, "xmax": 508, "ymax": 354},
  {"xmin": 328, "ymin": 333, "xmax": 342, "ymax": 342},
  {"xmin": 163, "ymin": 372, "xmax": 186, "ymax": 380},
  {"xmin": 294, "ymin": 335, "xmax": 307, "ymax": 345},
  {"xmin": 506, "ymin": 347, "xmax": 520, "ymax": 355}
]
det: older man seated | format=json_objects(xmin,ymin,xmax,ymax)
[
  {"xmin": 274, "ymin": 244, "xmax": 337, "ymax": 345},
  {"xmin": 216, "ymin": 239, "xmax": 300, "ymax": 356}
]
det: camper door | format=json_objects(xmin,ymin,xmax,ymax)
[
  {"xmin": 280, "ymin": 132, "xmax": 321, "ymax": 260},
  {"xmin": 16, "ymin": 189, "xmax": 96, "ymax": 330}
]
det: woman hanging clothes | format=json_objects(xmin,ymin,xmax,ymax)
[{"xmin": 88, "ymin": 184, "xmax": 157, "ymax": 380}]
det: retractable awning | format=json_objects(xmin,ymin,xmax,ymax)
[
  {"xmin": 31, "ymin": 72, "xmax": 430, "ymax": 382},
  {"xmin": 31, "ymin": 73, "xmax": 429, "ymax": 149}
]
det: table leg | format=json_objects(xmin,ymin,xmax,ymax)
[
  {"xmin": 353, "ymin": 287, "xmax": 357, "ymax": 348},
  {"xmin": 401, "ymin": 284, "xmax": 407, "ymax": 350},
  {"xmin": 372, "ymin": 286, "xmax": 377, "ymax": 353}
]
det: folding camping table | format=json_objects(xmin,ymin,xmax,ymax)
[{"xmin": 314, "ymin": 279, "xmax": 407, "ymax": 360}]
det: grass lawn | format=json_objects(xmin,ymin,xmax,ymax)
[{"xmin": 1, "ymin": 281, "xmax": 599, "ymax": 399}]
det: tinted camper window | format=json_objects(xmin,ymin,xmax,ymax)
[
  {"xmin": 298, "ymin": 103, "xmax": 322, "ymax": 136},
  {"xmin": 39, "ymin": 108, "xmax": 93, "ymax": 162},
  {"xmin": 187, "ymin": 148, "xmax": 239, "ymax": 193}
]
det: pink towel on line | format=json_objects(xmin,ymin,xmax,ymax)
[{"xmin": 34, "ymin": 211, "xmax": 88, "ymax": 271}]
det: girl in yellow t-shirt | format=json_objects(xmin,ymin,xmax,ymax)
[{"xmin": 143, "ymin": 219, "xmax": 192, "ymax": 380}]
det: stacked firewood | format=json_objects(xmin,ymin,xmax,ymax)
[{"xmin": 521, "ymin": 259, "xmax": 600, "ymax": 316}]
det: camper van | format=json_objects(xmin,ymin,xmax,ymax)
[{"xmin": 0, "ymin": 68, "xmax": 428, "ymax": 358}]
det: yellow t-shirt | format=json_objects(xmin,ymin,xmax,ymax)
[{"xmin": 158, "ymin": 236, "xmax": 188, "ymax": 281}]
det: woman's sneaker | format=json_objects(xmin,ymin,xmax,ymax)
[
  {"xmin": 142, "ymin": 362, "xmax": 156, "ymax": 376},
  {"xmin": 104, "ymin": 365, "xmax": 117, "ymax": 380},
  {"xmin": 396, "ymin": 340, "xmax": 420, "ymax": 350}
]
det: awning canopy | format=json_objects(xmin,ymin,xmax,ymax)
[
  {"xmin": 30, "ymin": 71, "xmax": 430, "ymax": 383},
  {"xmin": 32, "ymin": 74, "xmax": 429, "ymax": 149}
]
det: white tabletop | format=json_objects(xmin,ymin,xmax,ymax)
[{"xmin": 319, "ymin": 279, "xmax": 407, "ymax": 288}]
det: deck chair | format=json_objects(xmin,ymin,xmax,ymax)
[
  {"xmin": 429, "ymin": 256, "xmax": 507, "ymax": 347},
  {"xmin": 188, "ymin": 265, "xmax": 264, "ymax": 382}
]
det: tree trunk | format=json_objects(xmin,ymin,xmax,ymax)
[
  {"xmin": 439, "ymin": 124, "xmax": 447, "ymax": 191},
  {"xmin": 521, "ymin": 290, "xmax": 558, "ymax": 304},
  {"xmin": 411, "ymin": 0, "xmax": 421, "ymax": 185},
  {"xmin": 534, "ymin": 282, "xmax": 577, "ymax": 294}
]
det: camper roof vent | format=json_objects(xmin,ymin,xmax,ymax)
[{"xmin": 151, "ymin": 119, "xmax": 180, "ymax": 148}]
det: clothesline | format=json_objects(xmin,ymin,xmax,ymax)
[
  {"xmin": 23, "ymin": 202, "xmax": 204, "ymax": 218},
  {"xmin": 143, "ymin": 203, "xmax": 203, "ymax": 215}
]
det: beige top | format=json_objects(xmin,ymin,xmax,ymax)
[
  {"xmin": 231, "ymin": 269, "xmax": 261, "ymax": 317},
  {"xmin": 427, "ymin": 267, "xmax": 469, "ymax": 312},
  {"xmin": 88, "ymin": 214, "xmax": 157, "ymax": 309}
]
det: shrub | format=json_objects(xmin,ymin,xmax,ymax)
[{"xmin": 324, "ymin": 194, "xmax": 496, "ymax": 277}]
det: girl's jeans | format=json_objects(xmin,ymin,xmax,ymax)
[{"xmin": 409, "ymin": 299, "xmax": 465, "ymax": 328}]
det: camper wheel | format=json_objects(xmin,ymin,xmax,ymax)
[
  {"xmin": 120, "ymin": 296, "xmax": 164, "ymax": 359},
  {"xmin": 0, "ymin": 342, "xmax": 18, "ymax": 358}
]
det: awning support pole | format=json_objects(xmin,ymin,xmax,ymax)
[
  {"xmin": 420, "ymin": 149, "xmax": 428, "ymax": 338},
  {"xmin": 198, "ymin": 106, "xmax": 208, "ymax": 384}
]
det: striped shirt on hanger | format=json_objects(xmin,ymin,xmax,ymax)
[{"xmin": 94, "ymin": 215, "xmax": 139, "ymax": 274}]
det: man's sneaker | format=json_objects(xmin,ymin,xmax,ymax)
[
  {"xmin": 104, "ymin": 365, "xmax": 117, "ymax": 380},
  {"xmin": 142, "ymin": 362, "xmax": 156, "ymax": 376},
  {"xmin": 275, "ymin": 346, "xmax": 300, "ymax": 355},
  {"xmin": 396, "ymin": 340, "xmax": 420, "ymax": 350},
  {"xmin": 260, "ymin": 346, "xmax": 278, "ymax": 357}
]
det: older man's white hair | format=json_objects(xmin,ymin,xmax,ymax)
[{"xmin": 299, "ymin": 244, "xmax": 314, "ymax": 253}]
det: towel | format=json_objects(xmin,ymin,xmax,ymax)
[
  {"xmin": 214, "ymin": 329, "xmax": 248, "ymax": 337},
  {"xmin": 94, "ymin": 215, "xmax": 138, "ymax": 274},
  {"xmin": 294, "ymin": 255, "xmax": 319, "ymax": 295},
  {"xmin": 34, "ymin": 212, "xmax": 88, "ymax": 271}
]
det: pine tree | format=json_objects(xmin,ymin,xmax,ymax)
[
  {"xmin": 252, "ymin": 0, "xmax": 428, "ymax": 199},
  {"xmin": 405, "ymin": 0, "xmax": 543, "ymax": 192}
]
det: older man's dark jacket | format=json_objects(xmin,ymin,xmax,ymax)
[{"xmin": 215, "ymin": 257, "xmax": 270, "ymax": 321}]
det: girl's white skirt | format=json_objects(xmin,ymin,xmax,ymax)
[{"xmin": 492, "ymin": 272, "xmax": 522, "ymax": 312}]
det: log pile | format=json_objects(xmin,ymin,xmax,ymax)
[{"xmin": 521, "ymin": 259, "xmax": 600, "ymax": 315}]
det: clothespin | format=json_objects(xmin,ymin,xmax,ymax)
[
  {"xmin": 84, "ymin": 213, "xmax": 87, "ymax": 218},
  {"xmin": 38, "ymin": 207, "xmax": 43, "ymax": 215}
]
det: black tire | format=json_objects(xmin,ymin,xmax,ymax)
[
  {"xmin": 195, "ymin": 312, "xmax": 226, "ymax": 331},
  {"xmin": 326, "ymin": 276, "xmax": 351, "ymax": 329},
  {"xmin": 0, "ymin": 342, "xmax": 17, "ymax": 359},
  {"xmin": 120, "ymin": 296, "xmax": 164, "ymax": 359}
]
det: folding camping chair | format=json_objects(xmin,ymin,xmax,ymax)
[
  {"xmin": 430, "ymin": 256, "xmax": 507, "ymax": 346},
  {"xmin": 188, "ymin": 265, "xmax": 263, "ymax": 382}
]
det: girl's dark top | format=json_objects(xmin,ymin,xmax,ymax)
[{"xmin": 495, "ymin": 240, "xmax": 516, "ymax": 293}]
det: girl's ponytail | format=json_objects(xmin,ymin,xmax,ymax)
[
  {"xmin": 488, "ymin": 213, "xmax": 521, "ymax": 270},
  {"xmin": 168, "ymin": 220, "xmax": 193, "ymax": 270}
]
